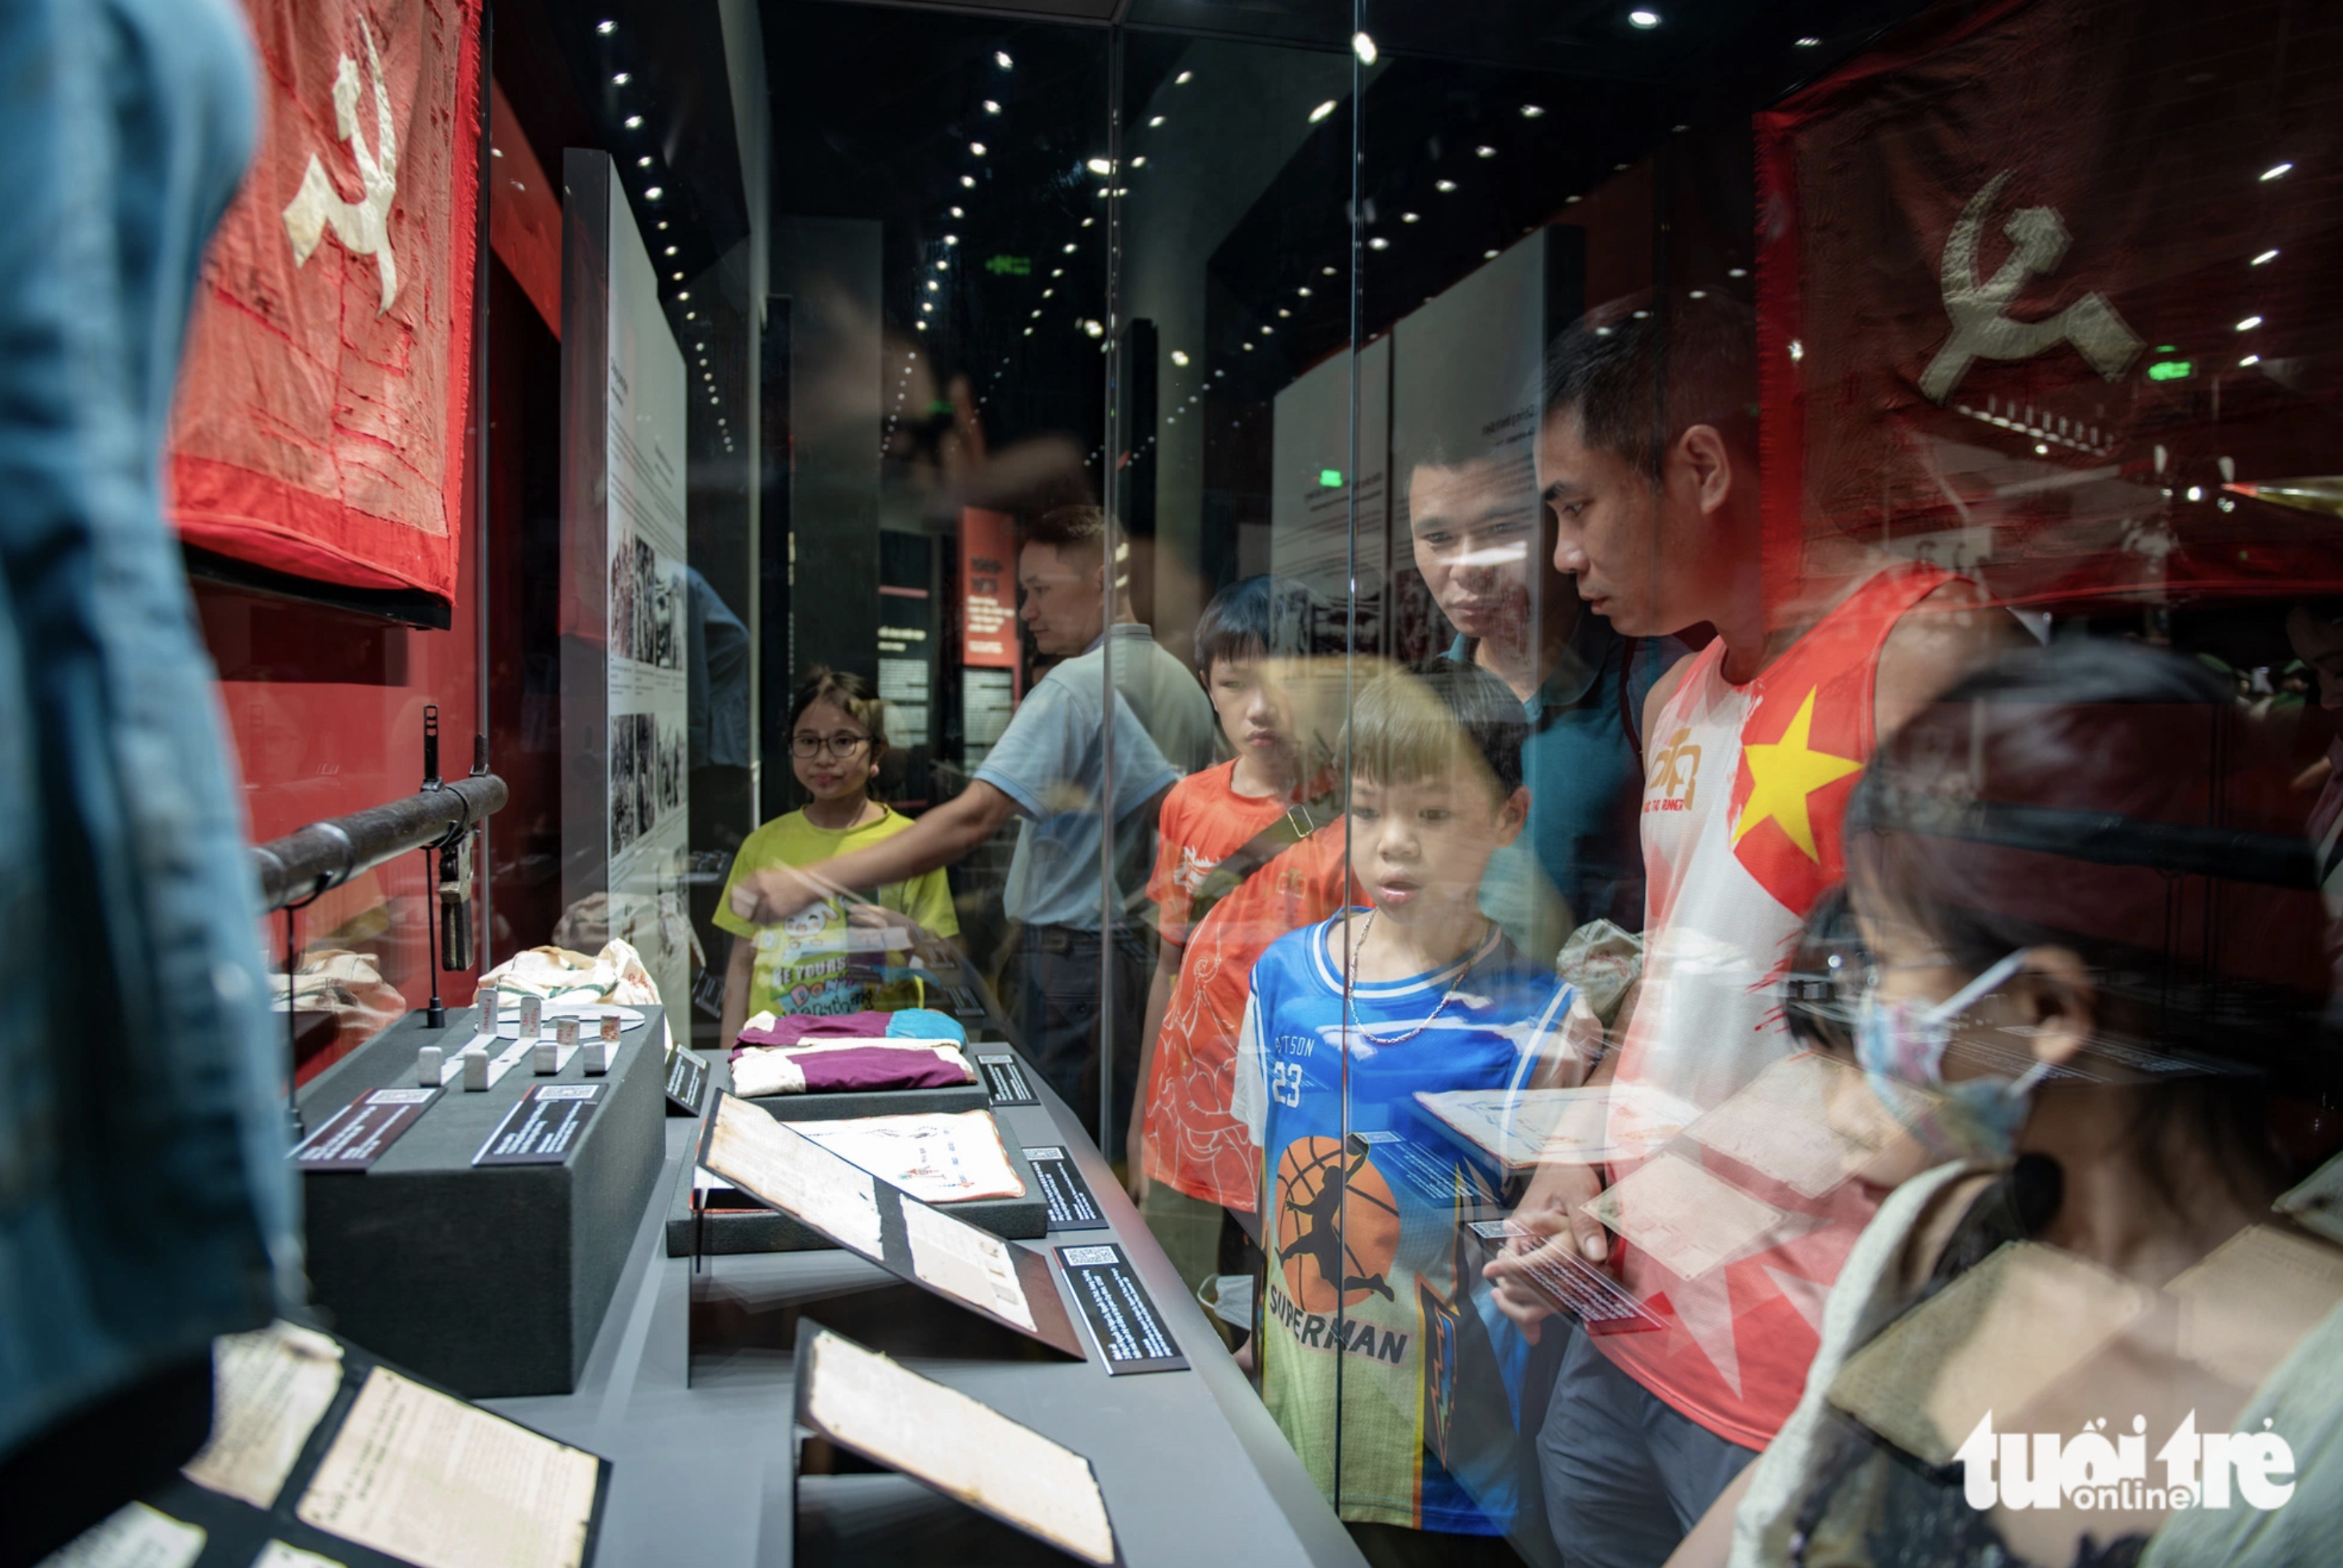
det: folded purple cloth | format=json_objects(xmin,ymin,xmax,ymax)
[
  {"xmin": 729, "ymin": 1041, "xmax": 978, "ymax": 1097},
  {"xmin": 735, "ymin": 1010, "xmax": 894, "ymax": 1050},
  {"xmin": 799, "ymin": 1046, "xmax": 974, "ymax": 1094}
]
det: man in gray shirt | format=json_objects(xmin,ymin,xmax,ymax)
[{"xmin": 730, "ymin": 506, "xmax": 1211, "ymax": 1152}]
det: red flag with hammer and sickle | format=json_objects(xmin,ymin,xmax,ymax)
[
  {"xmin": 169, "ymin": 0, "xmax": 485, "ymax": 607},
  {"xmin": 1756, "ymin": 0, "xmax": 2343, "ymax": 612}
]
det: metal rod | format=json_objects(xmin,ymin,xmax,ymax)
[{"xmin": 250, "ymin": 773, "xmax": 510, "ymax": 914}]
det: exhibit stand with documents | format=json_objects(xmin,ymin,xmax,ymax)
[{"xmin": 47, "ymin": 1006, "xmax": 1364, "ymax": 1568}]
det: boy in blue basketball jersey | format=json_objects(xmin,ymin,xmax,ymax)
[{"xmin": 1235, "ymin": 659, "xmax": 1586, "ymax": 1564}]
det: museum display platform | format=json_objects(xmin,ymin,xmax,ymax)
[{"xmin": 470, "ymin": 1039, "xmax": 1368, "ymax": 1567}]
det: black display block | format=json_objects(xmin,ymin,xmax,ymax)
[{"xmin": 296, "ymin": 1005, "xmax": 668, "ymax": 1397}]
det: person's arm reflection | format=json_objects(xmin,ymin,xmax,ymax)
[{"xmin": 729, "ymin": 780, "xmax": 1020, "ymax": 925}]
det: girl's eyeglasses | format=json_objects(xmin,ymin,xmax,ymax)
[{"xmin": 791, "ymin": 733, "xmax": 872, "ymax": 758}]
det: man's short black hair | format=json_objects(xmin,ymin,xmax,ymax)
[
  {"xmin": 1345, "ymin": 657, "xmax": 1527, "ymax": 802},
  {"xmin": 1021, "ymin": 504, "xmax": 1108, "ymax": 556},
  {"xmin": 1540, "ymin": 290, "xmax": 1756, "ymax": 478},
  {"xmin": 1192, "ymin": 575, "xmax": 1335, "ymax": 674}
]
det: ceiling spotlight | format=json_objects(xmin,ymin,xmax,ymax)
[
  {"xmin": 1629, "ymin": 9, "xmax": 1661, "ymax": 27},
  {"xmin": 1064, "ymin": 242, "xmax": 1078, "ymax": 253},
  {"xmin": 961, "ymin": 175, "xmax": 976, "ymax": 188},
  {"xmin": 1086, "ymin": 157, "xmax": 1112, "ymax": 176},
  {"xmin": 1149, "ymin": 115, "xmax": 1166, "ymax": 128},
  {"xmin": 2236, "ymin": 315, "xmax": 2264, "ymax": 331},
  {"xmin": 664, "ymin": 246, "xmax": 676, "ymax": 256},
  {"xmin": 1795, "ymin": 35, "xmax": 1821, "ymax": 46},
  {"xmin": 596, "ymin": 18, "xmax": 615, "ymax": 34},
  {"xmin": 1368, "ymin": 236, "xmax": 1390, "ymax": 250},
  {"xmin": 1436, "ymin": 179, "xmax": 1458, "ymax": 192},
  {"xmin": 1521, "ymin": 104, "xmax": 1545, "ymax": 117},
  {"xmin": 944, "ymin": 234, "xmax": 959, "ymax": 245},
  {"xmin": 971, "ymin": 141, "xmax": 987, "ymax": 156},
  {"xmin": 1277, "ymin": 307, "xmax": 1290, "ymax": 317},
  {"xmin": 927, "ymin": 280, "xmax": 939, "ymax": 292},
  {"xmin": 657, "ymin": 221, "xmax": 668, "ymax": 230},
  {"xmin": 984, "ymin": 100, "xmax": 1001, "ymax": 115},
  {"xmin": 1323, "ymin": 266, "xmax": 1338, "ymax": 276},
  {"xmin": 1083, "ymin": 319, "xmax": 1104, "ymax": 338},
  {"xmin": 1052, "ymin": 268, "xmax": 1063, "ymax": 277},
  {"xmin": 995, "ymin": 51, "xmax": 1013, "ymax": 68},
  {"xmin": 1171, "ymin": 350, "xmax": 1190, "ymax": 365},
  {"xmin": 1176, "ymin": 69, "xmax": 1193, "ymax": 83},
  {"xmin": 1352, "ymin": 31, "xmax": 1378, "ymax": 64},
  {"xmin": 1308, "ymin": 100, "xmax": 1338, "ymax": 124},
  {"xmin": 1042, "ymin": 288, "xmax": 1054, "ymax": 298},
  {"xmin": 1401, "ymin": 211, "xmax": 1419, "ymax": 223},
  {"xmin": 2241, "ymin": 353, "xmax": 2262, "ymax": 366},
  {"xmin": 917, "ymin": 320, "xmax": 928, "ymax": 331},
  {"xmin": 1243, "ymin": 342, "xmax": 1254, "ymax": 351},
  {"xmin": 1484, "ymin": 248, "xmax": 1500, "ymax": 259},
  {"xmin": 2260, "ymin": 161, "xmax": 2292, "ymax": 181},
  {"xmin": 672, "ymin": 271, "xmax": 682, "ymax": 282},
  {"xmin": 637, "ymin": 156, "xmax": 652, "ymax": 168},
  {"xmin": 2252, "ymin": 248, "xmax": 2280, "ymax": 265},
  {"xmin": 1688, "ymin": 289, "xmax": 1707, "ymax": 299},
  {"xmin": 950, "ymin": 205, "xmax": 964, "ymax": 217},
  {"xmin": 1727, "ymin": 266, "xmax": 1748, "ymax": 278},
  {"xmin": 645, "ymin": 185, "xmax": 663, "ymax": 200},
  {"xmin": 1476, "ymin": 145, "xmax": 1496, "ymax": 158},
  {"xmin": 612, "ymin": 71, "xmax": 630, "ymax": 85},
  {"xmin": 1131, "ymin": 156, "xmax": 1147, "ymax": 168},
  {"xmin": 677, "ymin": 290, "xmax": 688, "ymax": 301},
  {"xmin": 1297, "ymin": 286, "xmax": 1312, "ymax": 296},
  {"xmin": 1024, "ymin": 327, "xmax": 1033, "ymax": 335},
  {"xmin": 624, "ymin": 115, "xmax": 643, "ymax": 129},
  {"xmin": 685, "ymin": 311, "xmax": 696, "ymax": 319}
]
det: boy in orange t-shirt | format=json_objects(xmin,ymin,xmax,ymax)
[{"xmin": 1128, "ymin": 577, "xmax": 1343, "ymax": 1297}]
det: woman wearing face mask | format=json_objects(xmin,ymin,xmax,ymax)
[{"xmin": 1665, "ymin": 640, "xmax": 2343, "ymax": 1568}]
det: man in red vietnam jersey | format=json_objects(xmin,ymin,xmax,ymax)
[{"xmin": 1483, "ymin": 292, "xmax": 2022, "ymax": 1568}]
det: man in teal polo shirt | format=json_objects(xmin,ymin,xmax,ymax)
[{"xmin": 1407, "ymin": 449, "xmax": 1679, "ymax": 959}]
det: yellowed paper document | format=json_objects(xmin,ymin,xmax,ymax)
[
  {"xmin": 1685, "ymin": 1054, "xmax": 1904, "ymax": 1198},
  {"xmin": 183, "ymin": 1322, "xmax": 346, "ymax": 1508},
  {"xmin": 901, "ymin": 1198, "xmax": 1036, "ymax": 1330},
  {"xmin": 1581, "ymin": 1151, "xmax": 1786, "ymax": 1280},
  {"xmin": 805, "ymin": 1330, "xmax": 1113, "ymax": 1565},
  {"xmin": 250, "ymin": 1545, "xmax": 346, "ymax": 1568},
  {"xmin": 702, "ymin": 1095, "xmax": 885, "ymax": 1257},
  {"xmin": 37, "ymin": 1503, "xmax": 205, "ymax": 1568},
  {"xmin": 800, "ymin": 1109, "xmax": 1026, "ymax": 1203},
  {"xmin": 295, "ymin": 1367, "xmax": 599, "ymax": 1568}
]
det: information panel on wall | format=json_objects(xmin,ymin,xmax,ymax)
[{"xmin": 560, "ymin": 151, "xmax": 691, "ymax": 1016}]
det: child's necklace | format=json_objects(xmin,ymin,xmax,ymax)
[{"xmin": 1342, "ymin": 908, "xmax": 1486, "ymax": 1046}]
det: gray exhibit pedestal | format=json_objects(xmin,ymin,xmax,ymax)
[{"xmin": 297, "ymin": 1006, "xmax": 668, "ymax": 1398}]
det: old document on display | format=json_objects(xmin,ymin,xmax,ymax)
[
  {"xmin": 1414, "ymin": 1083, "xmax": 1698, "ymax": 1172},
  {"xmin": 802, "ymin": 1327, "xmax": 1115, "ymax": 1565},
  {"xmin": 900, "ymin": 1197, "xmax": 1037, "ymax": 1330},
  {"xmin": 798, "ymin": 1109, "xmax": 1027, "ymax": 1204},
  {"xmin": 294, "ymin": 1367, "xmax": 600, "ymax": 1568},
  {"xmin": 700, "ymin": 1093, "xmax": 885, "ymax": 1257},
  {"xmin": 181, "ymin": 1321, "xmax": 347, "ymax": 1508},
  {"xmin": 1581, "ymin": 1151, "xmax": 1788, "ymax": 1281}
]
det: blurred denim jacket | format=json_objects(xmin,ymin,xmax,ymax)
[{"xmin": 0, "ymin": 0, "xmax": 300, "ymax": 1461}]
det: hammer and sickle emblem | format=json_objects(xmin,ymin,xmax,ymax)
[
  {"xmin": 282, "ymin": 17, "xmax": 400, "ymax": 315},
  {"xmin": 1918, "ymin": 171, "xmax": 2141, "ymax": 405}
]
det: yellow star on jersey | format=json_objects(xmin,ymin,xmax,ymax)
[{"xmin": 1732, "ymin": 688, "xmax": 1862, "ymax": 861}]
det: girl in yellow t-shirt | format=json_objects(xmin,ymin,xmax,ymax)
[{"xmin": 713, "ymin": 670, "xmax": 960, "ymax": 1035}]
